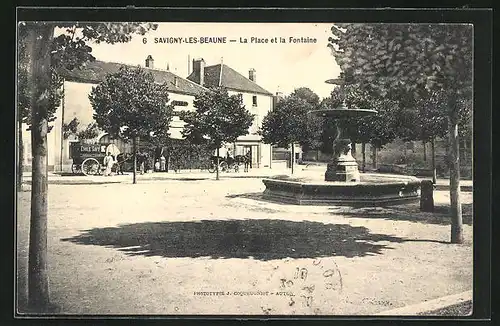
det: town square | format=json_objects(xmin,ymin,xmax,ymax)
[{"xmin": 15, "ymin": 16, "xmax": 481, "ymax": 317}]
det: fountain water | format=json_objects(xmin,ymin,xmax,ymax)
[{"xmin": 261, "ymin": 82, "xmax": 422, "ymax": 206}]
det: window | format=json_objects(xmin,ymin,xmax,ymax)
[{"xmin": 252, "ymin": 95, "xmax": 257, "ymax": 106}]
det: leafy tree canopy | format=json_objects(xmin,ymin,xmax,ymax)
[
  {"xmin": 179, "ymin": 86, "xmax": 254, "ymax": 149},
  {"xmin": 261, "ymin": 89, "xmax": 321, "ymax": 149},
  {"xmin": 17, "ymin": 22, "xmax": 158, "ymax": 128},
  {"xmin": 329, "ymin": 24, "xmax": 472, "ymax": 99},
  {"xmin": 89, "ymin": 66, "xmax": 173, "ymax": 142}
]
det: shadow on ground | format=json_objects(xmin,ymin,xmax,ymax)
[
  {"xmin": 62, "ymin": 219, "xmax": 447, "ymax": 261},
  {"xmin": 227, "ymin": 193, "xmax": 472, "ymax": 226},
  {"xmin": 337, "ymin": 203, "xmax": 473, "ymax": 226}
]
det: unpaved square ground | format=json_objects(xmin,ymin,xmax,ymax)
[{"xmin": 16, "ymin": 178, "xmax": 473, "ymax": 315}]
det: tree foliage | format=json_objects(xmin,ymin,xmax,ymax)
[
  {"xmin": 89, "ymin": 66, "xmax": 173, "ymax": 141},
  {"xmin": 179, "ymin": 86, "xmax": 254, "ymax": 149},
  {"xmin": 18, "ymin": 24, "xmax": 64, "ymax": 131},
  {"xmin": 261, "ymin": 88, "xmax": 322, "ymax": 150},
  {"xmin": 329, "ymin": 24, "xmax": 472, "ymax": 99},
  {"xmin": 328, "ymin": 23, "xmax": 473, "ymax": 244},
  {"xmin": 319, "ymin": 84, "xmax": 397, "ymax": 152},
  {"xmin": 18, "ymin": 22, "xmax": 158, "ymax": 130},
  {"xmin": 328, "ymin": 23, "xmax": 472, "ymax": 145}
]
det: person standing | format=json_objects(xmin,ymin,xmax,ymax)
[
  {"xmin": 244, "ymin": 150, "xmax": 251, "ymax": 172},
  {"xmin": 103, "ymin": 152, "xmax": 114, "ymax": 176},
  {"xmin": 160, "ymin": 155, "xmax": 166, "ymax": 172}
]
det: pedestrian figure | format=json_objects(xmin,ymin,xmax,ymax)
[
  {"xmin": 244, "ymin": 150, "xmax": 251, "ymax": 172},
  {"xmin": 103, "ymin": 152, "xmax": 114, "ymax": 176},
  {"xmin": 154, "ymin": 159, "xmax": 160, "ymax": 172},
  {"xmin": 160, "ymin": 155, "xmax": 166, "ymax": 172}
]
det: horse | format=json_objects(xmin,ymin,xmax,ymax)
[
  {"xmin": 115, "ymin": 153, "xmax": 132, "ymax": 175},
  {"xmin": 234, "ymin": 154, "xmax": 251, "ymax": 172},
  {"xmin": 115, "ymin": 152, "xmax": 148, "ymax": 174}
]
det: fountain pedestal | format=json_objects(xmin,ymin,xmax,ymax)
[
  {"xmin": 324, "ymin": 134, "xmax": 361, "ymax": 182},
  {"xmin": 325, "ymin": 158, "xmax": 360, "ymax": 182}
]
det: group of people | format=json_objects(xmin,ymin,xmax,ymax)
[
  {"xmin": 102, "ymin": 152, "xmax": 149, "ymax": 176},
  {"xmin": 154, "ymin": 155, "xmax": 167, "ymax": 172},
  {"xmin": 102, "ymin": 147, "xmax": 253, "ymax": 176}
]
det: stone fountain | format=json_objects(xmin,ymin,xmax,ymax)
[
  {"xmin": 261, "ymin": 81, "xmax": 422, "ymax": 206},
  {"xmin": 312, "ymin": 101, "xmax": 376, "ymax": 183}
]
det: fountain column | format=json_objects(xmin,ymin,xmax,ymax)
[{"xmin": 324, "ymin": 115, "xmax": 361, "ymax": 182}]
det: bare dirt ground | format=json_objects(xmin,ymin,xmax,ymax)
[{"xmin": 16, "ymin": 179, "xmax": 473, "ymax": 316}]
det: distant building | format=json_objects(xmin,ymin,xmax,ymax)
[
  {"xmin": 21, "ymin": 55, "xmax": 206, "ymax": 172},
  {"xmin": 187, "ymin": 59, "xmax": 274, "ymax": 167}
]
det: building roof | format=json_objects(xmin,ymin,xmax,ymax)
[
  {"xmin": 187, "ymin": 64, "xmax": 273, "ymax": 96},
  {"xmin": 58, "ymin": 60, "xmax": 207, "ymax": 96}
]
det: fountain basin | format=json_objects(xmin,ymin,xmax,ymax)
[{"xmin": 262, "ymin": 173, "xmax": 422, "ymax": 206}]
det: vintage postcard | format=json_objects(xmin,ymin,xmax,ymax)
[{"xmin": 16, "ymin": 14, "xmax": 480, "ymax": 318}]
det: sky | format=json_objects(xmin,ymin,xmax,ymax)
[{"xmin": 58, "ymin": 23, "xmax": 341, "ymax": 99}]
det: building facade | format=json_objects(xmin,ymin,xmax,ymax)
[
  {"xmin": 187, "ymin": 59, "xmax": 274, "ymax": 167},
  {"xmin": 21, "ymin": 56, "xmax": 206, "ymax": 172},
  {"xmin": 21, "ymin": 55, "xmax": 274, "ymax": 171}
]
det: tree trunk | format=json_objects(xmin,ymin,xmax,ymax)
[
  {"xmin": 423, "ymin": 140, "xmax": 427, "ymax": 162},
  {"xmin": 18, "ymin": 116, "xmax": 24, "ymax": 191},
  {"xmin": 371, "ymin": 145, "xmax": 377, "ymax": 169},
  {"xmin": 291, "ymin": 143, "xmax": 294, "ymax": 174},
  {"xmin": 28, "ymin": 24, "xmax": 54, "ymax": 311},
  {"xmin": 431, "ymin": 137, "xmax": 437, "ymax": 184},
  {"xmin": 448, "ymin": 100, "xmax": 463, "ymax": 244},
  {"xmin": 351, "ymin": 142, "xmax": 356, "ymax": 157},
  {"xmin": 361, "ymin": 142, "xmax": 366, "ymax": 173},
  {"xmin": 216, "ymin": 147, "xmax": 220, "ymax": 180},
  {"xmin": 132, "ymin": 137, "xmax": 137, "ymax": 184}
]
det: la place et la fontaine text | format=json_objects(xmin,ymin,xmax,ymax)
[{"xmin": 153, "ymin": 36, "xmax": 317, "ymax": 44}]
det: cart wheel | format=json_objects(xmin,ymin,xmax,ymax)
[
  {"xmin": 81, "ymin": 158, "xmax": 100, "ymax": 176},
  {"xmin": 208, "ymin": 162, "xmax": 216, "ymax": 173},
  {"xmin": 234, "ymin": 164, "xmax": 239, "ymax": 173},
  {"xmin": 71, "ymin": 163, "xmax": 81, "ymax": 174}
]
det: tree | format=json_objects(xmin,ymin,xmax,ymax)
[
  {"xmin": 62, "ymin": 118, "xmax": 100, "ymax": 140},
  {"xmin": 17, "ymin": 25, "xmax": 64, "ymax": 191},
  {"xmin": 19, "ymin": 21, "xmax": 157, "ymax": 311},
  {"xmin": 289, "ymin": 88, "xmax": 323, "ymax": 152},
  {"xmin": 179, "ymin": 86, "xmax": 254, "ymax": 180},
  {"xmin": 329, "ymin": 23, "xmax": 472, "ymax": 243},
  {"xmin": 260, "ymin": 92, "xmax": 322, "ymax": 174},
  {"xmin": 89, "ymin": 66, "xmax": 173, "ymax": 184}
]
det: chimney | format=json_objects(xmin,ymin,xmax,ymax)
[
  {"xmin": 187, "ymin": 55, "xmax": 191, "ymax": 75},
  {"xmin": 145, "ymin": 55, "xmax": 154, "ymax": 69},
  {"xmin": 192, "ymin": 58, "xmax": 205, "ymax": 86},
  {"xmin": 249, "ymin": 68, "xmax": 256, "ymax": 82},
  {"xmin": 166, "ymin": 62, "xmax": 170, "ymax": 71},
  {"xmin": 173, "ymin": 76, "xmax": 178, "ymax": 87}
]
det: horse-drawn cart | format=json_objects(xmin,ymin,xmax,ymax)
[{"xmin": 69, "ymin": 142, "xmax": 109, "ymax": 176}]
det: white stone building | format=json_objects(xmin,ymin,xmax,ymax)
[
  {"xmin": 187, "ymin": 59, "xmax": 274, "ymax": 167},
  {"xmin": 21, "ymin": 55, "xmax": 206, "ymax": 172},
  {"xmin": 21, "ymin": 55, "xmax": 275, "ymax": 171}
]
